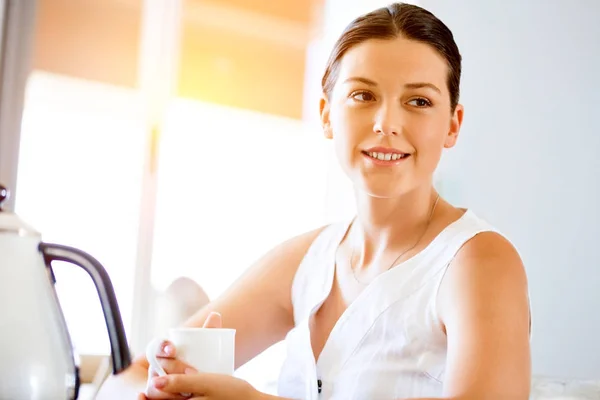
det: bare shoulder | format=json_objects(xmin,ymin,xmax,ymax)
[
  {"xmin": 217, "ymin": 225, "xmax": 330, "ymax": 318},
  {"xmin": 438, "ymin": 230, "xmax": 531, "ymax": 398},
  {"xmin": 252, "ymin": 224, "xmax": 331, "ymax": 279},
  {"xmin": 269, "ymin": 225, "xmax": 330, "ymax": 262},
  {"xmin": 208, "ymin": 224, "xmax": 331, "ymax": 315},
  {"xmin": 451, "ymin": 230, "xmax": 527, "ymax": 291},
  {"xmin": 459, "ymin": 230, "xmax": 524, "ymax": 266},
  {"xmin": 439, "ymin": 230, "xmax": 529, "ymax": 322}
]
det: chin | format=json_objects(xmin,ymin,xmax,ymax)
[{"xmin": 356, "ymin": 179, "xmax": 413, "ymax": 199}]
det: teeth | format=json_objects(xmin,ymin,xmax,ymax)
[{"xmin": 367, "ymin": 151, "xmax": 406, "ymax": 161}]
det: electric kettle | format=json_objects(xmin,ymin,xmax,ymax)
[{"xmin": 0, "ymin": 184, "xmax": 131, "ymax": 399}]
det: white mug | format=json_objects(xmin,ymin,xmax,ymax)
[{"xmin": 147, "ymin": 327, "xmax": 236, "ymax": 376}]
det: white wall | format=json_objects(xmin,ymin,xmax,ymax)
[{"xmin": 421, "ymin": 0, "xmax": 600, "ymax": 379}]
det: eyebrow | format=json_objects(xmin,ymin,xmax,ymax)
[
  {"xmin": 342, "ymin": 77, "xmax": 441, "ymax": 94},
  {"xmin": 342, "ymin": 77, "xmax": 378, "ymax": 86},
  {"xmin": 404, "ymin": 82, "xmax": 441, "ymax": 94}
]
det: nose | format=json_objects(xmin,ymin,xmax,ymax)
[{"xmin": 373, "ymin": 102, "xmax": 402, "ymax": 136}]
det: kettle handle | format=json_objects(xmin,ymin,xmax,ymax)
[{"xmin": 39, "ymin": 243, "xmax": 132, "ymax": 374}]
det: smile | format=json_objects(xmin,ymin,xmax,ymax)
[
  {"xmin": 365, "ymin": 151, "xmax": 409, "ymax": 161},
  {"xmin": 361, "ymin": 149, "xmax": 411, "ymax": 166}
]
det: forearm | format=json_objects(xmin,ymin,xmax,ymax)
[
  {"xmin": 398, "ymin": 398, "xmax": 465, "ymax": 400},
  {"xmin": 260, "ymin": 395, "xmax": 458, "ymax": 400},
  {"xmin": 257, "ymin": 392, "xmax": 458, "ymax": 400},
  {"xmin": 397, "ymin": 398, "xmax": 442, "ymax": 400},
  {"xmin": 257, "ymin": 393, "xmax": 295, "ymax": 400},
  {"xmin": 402, "ymin": 395, "xmax": 529, "ymax": 400},
  {"xmin": 398, "ymin": 397, "xmax": 483, "ymax": 400},
  {"xmin": 96, "ymin": 363, "xmax": 148, "ymax": 400}
]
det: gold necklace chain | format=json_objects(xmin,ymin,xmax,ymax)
[{"xmin": 349, "ymin": 194, "xmax": 441, "ymax": 285}]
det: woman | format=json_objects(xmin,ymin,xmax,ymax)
[{"xmin": 99, "ymin": 3, "xmax": 531, "ymax": 399}]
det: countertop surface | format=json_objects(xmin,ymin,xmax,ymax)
[
  {"xmin": 531, "ymin": 376, "xmax": 600, "ymax": 399},
  {"xmin": 76, "ymin": 378, "xmax": 600, "ymax": 399}
]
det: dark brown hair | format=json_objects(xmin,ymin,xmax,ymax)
[{"xmin": 321, "ymin": 3, "xmax": 462, "ymax": 111}]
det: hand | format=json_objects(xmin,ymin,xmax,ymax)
[
  {"xmin": 143, "ymin": 312, "xmax": 223, "ymax": 399},
  {"xmin": 150, "ymin": 371, "xmax": 260, "ymax": 400}
]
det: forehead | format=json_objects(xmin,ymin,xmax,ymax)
[{"xmin": 336, "ymin": 36, "xmax": 448, "ymax": 90}]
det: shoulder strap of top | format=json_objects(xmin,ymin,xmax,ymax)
[
  {"xmin": 428, "ymin": 210, "xmax": 532, "ymax": 335},
  {"xmin": 426, "ymin": 209, "xmax": 502, "ymax": 316},
  {"xmin": 433, "ymin": 209, "xmax": 499, "ymax": 266},
  {"xmin": 290, "ymin": 221, "xmax": 350, "ymax": 325}
]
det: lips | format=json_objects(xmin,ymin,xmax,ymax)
[
  {"xmin": 361, "ymin": 146, "xmax": 411, "ymax": 164},
  {"xmin": 364, "ymin": 150, "xmax": 409, "ymax": 161}
]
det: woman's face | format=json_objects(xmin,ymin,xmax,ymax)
[{"xmin": 320, "ymin": 36, "xmax": 463, "ymax": 198}]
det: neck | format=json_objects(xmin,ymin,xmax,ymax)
[{"xmin": 350, "ymin": 184, "xmax": 439, "ymax": 267}]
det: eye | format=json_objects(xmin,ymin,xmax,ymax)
[
  {"xmin": 350, "ymin": 90, "xmax": 376, "ymax": 102},
  {"xmin": 407, "ymin": 97, "xmax": 432, "ymax": 107}
]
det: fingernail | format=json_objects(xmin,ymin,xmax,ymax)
[
  {"xmin": 153, "ymin": 376, "xmax": 167, "ymax": 389},
  {"xmin": 162, "ymin": 344, "xmax": 173, "ymax": 356},
  {"xmin": 185, "ymin": 367, "xmax": 197, "ymax": 374}
]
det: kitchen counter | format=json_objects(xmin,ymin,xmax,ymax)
[
  {"xmin": 75, "ymin": 378, "xmax": 600, "ymax": 399},
  {"xmin": 531, "ymin": 376, "xmax": 600, "ymax": 399}
]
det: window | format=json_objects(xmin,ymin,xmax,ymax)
[
  {"xmin": 16, "ymin": 72, "xmax": 146, "ymax": 355},
  {"xmin": 150, "ymin": 98, "xmax": 327, "ymax": 392}
]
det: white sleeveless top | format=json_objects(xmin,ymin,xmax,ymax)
[{"xmin": 277, "ymin": 210, "xmax": 498, "ymax": 400}]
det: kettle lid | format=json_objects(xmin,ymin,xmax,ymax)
[{"xmin": 0, "ymin": 184, "xmax": 39, "ymax": 236}]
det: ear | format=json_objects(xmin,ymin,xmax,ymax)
[
  {"xmin": 319, "ymin": 95, "xmax": 333, "ymax": 140},
  {"xmin": 444, "ymin": 104, "xmax": 464, "ymax": 148}
]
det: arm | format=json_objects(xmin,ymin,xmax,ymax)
[
  {"xmin": 97, "ymin": 226, "xmax": 327, "ymax": 399},
  {"xmin": 405, "ymin": 232, "xmax": 531, "ymax": 400}
]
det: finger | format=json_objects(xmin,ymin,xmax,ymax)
[
  {"xmin": 152, "ymin": 372, "xmax": 208, "ymax": 395},
  {"xmin": 146, "ymin": 338, "xmax": 177, "ymax": 379},
  {"xmin": 202, "ymin": 311, "xmax": 222, "ymax": 328},
  {"xmin": 146, "ymin": 364, "xmax": 194, "ymax": 399},
  {"xmin": 146, "ymin": 338, "xmax": 177, "ymax": 360},
  {"xmin": 157, "ymin": 340, "xmax": 177, "ymax": 358},
  {"xmin": 145, "ymin": 387, "xmax": 190, "ymax": 400},
  {"xmin": 157, "ymin": 358, "xmax": 197, "ymax": 375},
  {"xmin": 137, "ymin": 393, "xmax": 147, "ymax": 400},
  {"xmin": 145, "ymin": 375, "xmax": 191, "ymax": 400},
  {"xmin": 152, "ymin": 372, "xmax": 228, "ymax": 395},
  {"xmin": 147, "ymin": 339, "xmax": 181, "ymax": 378}
]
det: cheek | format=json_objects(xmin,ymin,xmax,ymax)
[
  {"xmin": 330, "ymin": 110, "xmax": 366, "ymax": 171},
  {"xmin": 404, "ymin": 121, "xmax": 448, "ymax": 171},
  {"xmin": 407, "ymin": 116, "xmax": 449, "ymax": 150},
  {"xmin": 332, "ymin": 106, "xmax": 372, "ymax": 140},
  {"xmin": 330, "ymin": 107, "xmax": 360, "ymax": 145}
]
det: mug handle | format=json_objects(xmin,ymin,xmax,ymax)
[
  {"xmin": 145, "ymin": 337, "xmax": 192, "ymax": 398},
  {"xmin": 145, "ymin": 337, "xmax": 169, "ymax": 376}
]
